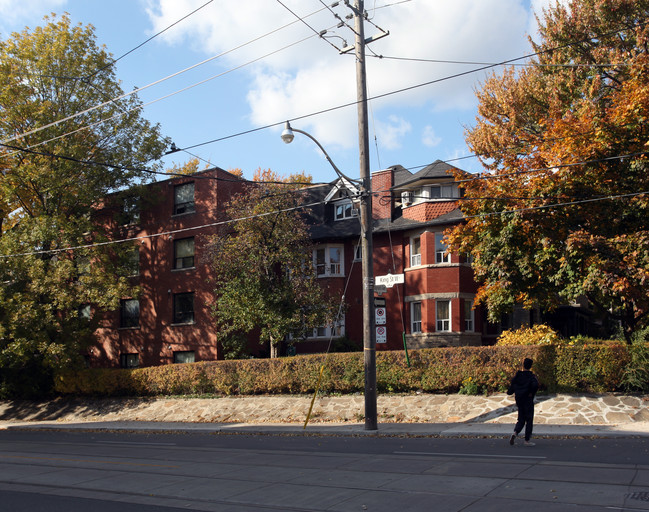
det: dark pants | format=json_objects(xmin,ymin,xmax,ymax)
[{"xmin": 514, "ymin": 395, "xmax": 534, "ymax": 441}]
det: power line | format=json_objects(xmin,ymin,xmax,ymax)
[
  {"xmin": 0, "ymin": 4, "xmax": 329, "ymax": 146},
  {"xmin": 88, "ymin": 0, "xmax": 216, "ymax": 79},
  {"xmin": 0, "ymin": 199, "xmax": 328, "ymax": 259}
]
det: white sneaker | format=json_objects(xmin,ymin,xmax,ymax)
[{"xmin": 524, "ymin": 441, "xmax": 536, "ymax": 446}]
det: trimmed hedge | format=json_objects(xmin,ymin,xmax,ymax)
[{"xmin": 54, "ymin": 343, "xmax": 638, "ymax": 397}]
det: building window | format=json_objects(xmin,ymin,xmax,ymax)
[
  {"xmin": 411, "ymin": 302, "xmax": 422, "ymax": 333},
  {"xmin": 354, "ymin": 244, "xmax": 362, "ymax": 261},
  {"xmin": 173, "ymin": 182, "xmax": 195, "ymax": 215},
  {"xmin": 124, "ymin": 247, "xmax": 139, "ymax": 276},
  {"xmin": 120, "ymin": 353, "xmax": 139, "ymax": 369},
  {"xmin": 120, "ymin": 299, "xmax": 139, "ymax": 328},
  {"xmin": 173, "ymin": 292, "xmax": 195, "ymax": 324},
  {"xmin": 464, "ymin": 299, "xmax": 474, "ymax": 332},
  {"xmin": 334, "ymin": 200, "xmax": 356, "ymax": 220},
  {"xmin": 435, "ymin": 233, "xmax": 450, "ymax": 263},
  {"xmin": 174, "ymin": 351, "xmax": 195, "ymax": 364},
  {"xmin": 122, "ymin": 195, "xmax": 140, "ymax": 225},
  {"xmin": 410, "ymin": 237, "xmax": 421, "ymax": 267},
  {"xmin": 174, "ymin": 237, "xmax": 195, "ymax": 269},
  {"xmin": 313, "ymin": 245, "xmax": 343, "ymax": 277},
  {"xmin": 429, "ymin": 184, "xmax": 457, "ymax": 199},
  {"xmin": 312, "ymin": 318, "xmax": 345, "ymax": 338},
  {"xmin": 436, "ymin": 300, "xmax": 450, "ymax": 332}
]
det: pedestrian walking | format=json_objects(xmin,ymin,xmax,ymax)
[{"xmin": 507, "ymin": 357, "xmax": 539, "ymax": 446}]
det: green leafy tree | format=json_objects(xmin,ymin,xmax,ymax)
[
  {"xmin": 447, "ymin": 0, "xmax": 649, "ymax": 342},
  {"xmin": 0, "ymin": 14, "xmax": 168, "ymax": 396},
  {"xmin": 207, "ymin": 171, "xmax": 336, "ymax": 358}
]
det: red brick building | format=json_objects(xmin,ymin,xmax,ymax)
[
  {"xmin": 298, "ymin": 160, "xmax": 484, "ymax": 355},
  {"xmin": 91, "ymin": 161, "xmax": 489, "ymax": 368},
  {"xmin": 92, "ymin": 167, "xmax": 247, "ymax": 368}
]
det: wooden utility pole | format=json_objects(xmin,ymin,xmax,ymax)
[{"xmin": 353, "ymin": 0, "xmax": 377, "ymax": 431}]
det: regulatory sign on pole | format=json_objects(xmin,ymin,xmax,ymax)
[
  {"xmin": 376, "ymin": 326, "xmax": 387, "ymax": 344},
  {"xmin": 375, "ymin": 306, "xmax": 386, "ymax": 325}
]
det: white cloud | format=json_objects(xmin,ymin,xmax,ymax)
[
  {"xmin": 145, "ymin": 0, "xmax": 536, "ymax": 148},
  {"xmin": 374, "ymin": 115, "xmax": 411, "ymax": 150},
  {"xmin": 0, "ymin": 0, "xmax": 66, "ymax": 33},
  {"xmin": 422, "ymin": 126, "xmax": 441, "ymax": 148}
]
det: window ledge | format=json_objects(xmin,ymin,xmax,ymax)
[{"xmin": 171, "ymin": 267, "xmax": 196, "ymax": 272}]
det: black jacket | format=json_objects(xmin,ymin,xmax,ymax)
[{"xmin": 507, "ymin": 370, "xmax": 539, "ymax": 399}]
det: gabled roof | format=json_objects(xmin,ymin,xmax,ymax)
[
  {"xmin": 323, "ymin": 177, "xmax": 361, "ymax": 203},
  {"xmin": 393, "ymin": 160, "xmax": 457, "ymax": 190}
]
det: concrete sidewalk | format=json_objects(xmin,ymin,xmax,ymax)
[{"xmin": 1, "ymin": 393, "xmax": 648, "ymax": 438}]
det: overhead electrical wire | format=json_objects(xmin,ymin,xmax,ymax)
[
  {"xmin": 4, "ymin": 8, "xmax": 642, "ymax": 162},
  {"xmin": 0, "ymin": 3, "xmax": 331, "ymax": 146},
  {"xmin": 1, "ymin": 8, "xmax": 646, "ymax": 187},
  {"xmin": 0, "ymin": 199, "xmax": 329, "ymax": 259},
  {"xmin": 88, "ymin": 0, "xmax": 216, "ymax": 79}
]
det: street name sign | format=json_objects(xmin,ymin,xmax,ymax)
[{"xmin": 374, "ymin": 273, "xmax": 404, "ymax": 288}]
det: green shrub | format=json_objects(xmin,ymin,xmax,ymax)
[
  {"xmin": 54, "ymin": 342, "xmax": 638, "ymax": 397},
  {"xmin": 621, "ymin": 328, "xmax": 649, "ymax": 392}
]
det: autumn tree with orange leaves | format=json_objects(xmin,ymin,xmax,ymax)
[{"xmin": 447, "ymin": 0, "xmax": 649, "ymax": 342}]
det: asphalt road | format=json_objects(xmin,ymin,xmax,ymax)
[{"xmin": 1, "ymin": 430, "xmax": 648, "ymax": 511}]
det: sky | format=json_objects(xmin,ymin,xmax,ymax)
[{"xmin": 0, "ymin": 0, "xmax": 557, "ymax": 184}]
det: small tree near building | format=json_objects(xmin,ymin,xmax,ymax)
[{"xmin": 206, "ymin": 170, "xmax": 337, "ymax": 358}]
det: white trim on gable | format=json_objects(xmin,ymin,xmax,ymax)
[{"xmin": 324, "ymin": 177, "xmax": 361, "ymax": 203}]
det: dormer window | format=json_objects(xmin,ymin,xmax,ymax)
[{"xmin": 334, "ymin": 200, "xmax": 357, "ymax": 221}]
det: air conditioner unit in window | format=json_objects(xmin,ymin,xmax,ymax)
[{"xmin": 401, "ymin": 191, "xmax": 413, "ymax": 205}]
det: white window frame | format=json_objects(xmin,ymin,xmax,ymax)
[
  {"xmin": 435, "ymin": 233, "xmax": 450, "ymax": 264},
  {"xmin": 436, "ymin": 300, "xmax": 451, "ymax": 332},
  {"xmin": 312, "ymin": 318, "xmax": 345, "ymax": 338},
  {"xmin": 313, "ymin": 245, "xmax": 344, "ymax": 277},
  {"xmin": 411, "ymin": 302, "xmax": 422, "ymax": 333},
  {"xmin": 429, "ymin": 183, "xmax": 457, "ymax": 200},
  {"xmin": 464, "ymin": 299, "xmax": 475, "ymax": 332},
  {"xmin": 334, "ymin": 200, "xmax": 356, "ymax": 221},
  {"xmin": 410, "ymin": 236, "xmax": 421, "ymax": 267}
]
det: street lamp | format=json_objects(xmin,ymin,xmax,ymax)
[
  {"xmin": 281, "ymin": 122, "xmax": 359, "ymax": 186},
  {"xmin": 281, "ymin": 120, "xmax": 377, "ymax": 431}
]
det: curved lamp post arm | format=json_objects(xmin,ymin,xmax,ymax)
[{"xmin": 281, "ymin": 121, "xmax": 362, "ymax": 187}]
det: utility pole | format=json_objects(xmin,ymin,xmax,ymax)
[{"xmin": 352, "ymin": 0, "xmax": 377, "ymax": 431}]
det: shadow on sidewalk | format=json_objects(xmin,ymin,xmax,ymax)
[{"xmin": 464, "ymin": 395, "xmax": 554, "ymax": 423}]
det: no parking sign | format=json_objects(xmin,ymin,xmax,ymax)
[
  {"xmin": 375, "ymin": 306, "xmax": 386, "ymax": 325},
  {"xmin": 376, "ymin": 325, "xmax": 387, "ymax": 344}
]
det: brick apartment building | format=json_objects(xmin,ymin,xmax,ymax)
[
  {"xmin": 91, "ymin": 161, "xmax": 492, "ymax": 368},
  {"xmin": 92, "ymin": 167, "xmax": 247, "ymax": 368}
]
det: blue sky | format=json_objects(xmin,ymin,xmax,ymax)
[{"xmin": 0, "ymin": 0, "xmax": 553, "ymax": 184}]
